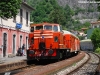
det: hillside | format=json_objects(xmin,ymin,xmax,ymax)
[
  {"xmin": 27, "ymin": 0, "xmax": 100, "ymax": 30},
  {"xmin": 28, "ymin": 0, "xmax": 99, "ymax": 23},
  {"xmin": 57, "ymin": 0, "xmax": 99, "ymax": 23}
]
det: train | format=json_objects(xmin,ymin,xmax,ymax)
[
  {"xmin": 80, "ymin": 39, "xmax": 94, "ymax": 51},
  {"xmin": 27, "ymin": 22, "xmax": 80, "ymax": 61}
]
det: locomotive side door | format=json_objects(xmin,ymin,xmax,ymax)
[
  {"xmin": 59, "ymin": 26, "xmax": 64, "ymax": 49},
  {"xmin": 59, "ymin": 33, "xmax": 64, "ymax": 49}
]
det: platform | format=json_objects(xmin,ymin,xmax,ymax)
[{"xmin": 0, "ymin": 56, "xmax": 26, "ymax": 65}]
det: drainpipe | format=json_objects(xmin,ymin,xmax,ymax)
[{"xmin": 0, "ymin": 18, "xmax": 3, "ymax": 58}]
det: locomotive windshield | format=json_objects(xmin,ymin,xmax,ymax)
[
  {"xmin": 34, "ymin": 25, "xmax": 58, "ymax": 31},
  {"xmin": 44, "ymin": 25, "xmax": 58, "ymax": 32},
  {"xmin": 44, "ymin": 25, "xmax": 52, "ymax": 30}
]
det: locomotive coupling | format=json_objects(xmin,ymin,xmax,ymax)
[{"xmin": 29, "ymin": 50, "xmax": 35, "ymax": 55}]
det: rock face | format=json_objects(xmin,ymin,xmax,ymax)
[{"xmin": 57, "ymin": 0, "xmax": 100, "ymax": 23}]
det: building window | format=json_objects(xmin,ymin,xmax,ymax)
[
  {"xmin": 13, "ymin": 16, "xmax": 16, "ymax": 22},
  {"xmin": 94, "ymin": 26, "xmax": 97, "ymax": 28},
  {"xmin": 20, "ymin": 9, "xmax": 23, "ymax": 24},
  {"xmin": 26, "ymin": 12, "xmax": 28, "ymax": 26}
]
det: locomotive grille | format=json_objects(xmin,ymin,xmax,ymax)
[{"xmin": 39, "ymin": 42, "xmax": 46, "ymax": 50}]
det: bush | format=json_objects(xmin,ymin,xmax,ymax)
[{"xmin": 95, "ymin": 47, "xmax": 100, "ymax": 54}]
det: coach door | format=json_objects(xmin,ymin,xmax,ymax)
[{"xmin": 3, "ymin": 33, "xmax": 7, "ymax": 57}]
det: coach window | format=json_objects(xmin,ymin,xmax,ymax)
[{"xmin": 53, "ymin": 25, "xmax": 58, "ymax": 32}]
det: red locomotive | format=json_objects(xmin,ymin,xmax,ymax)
[{"xmin": 27, "ymin": 22, "xmax": 80, "ymax": 61}]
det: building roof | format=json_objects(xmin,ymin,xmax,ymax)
[
  {"xmin": 22, "ymin": 2, "xmax": 34, "ymax": 10},
  {"xmin": 91, "ymin": 20, "xmax": 100, "ymax": 25},
  {"xmin": 81, "ymin": 28, "xmax": 88, "ymax": 30}
]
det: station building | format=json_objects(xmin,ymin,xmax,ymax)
[{"xmin": 0, "ymin": 1, "xmax": 33, "ymax": 58}]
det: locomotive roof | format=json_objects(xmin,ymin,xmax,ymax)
[
  {"xmin": 62, "ymin": 30, "xmax": 79, "ymax": 39},
  {"xmin": 30, "ymin": 22, "xmax": 59, "ymax": 27},
  {"xmin": 62, "ymin": 30, "xmax": 71, "ymax": 34}
]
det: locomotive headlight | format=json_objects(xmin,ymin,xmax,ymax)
[
  {"xmin": 29, "ymin": 50, "xmax": 35, "ymax": 55},
  {"xmin": 54, "ymin": 36, "xmax": 58, "ymax": 42}
]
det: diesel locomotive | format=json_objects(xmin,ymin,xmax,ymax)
[{"xmin": 27, "ymin": 22, "xmax": 80, "ymax": 61}]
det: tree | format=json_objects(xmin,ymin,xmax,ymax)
[
  {"xmin": 0, "ymin": 0, "xmax": 22, "ymax": 18},
  {"xmin": 63, "ymin": 4, "xmax": 75, "ymax": 30},
  {"xmin": 90, "ymin": 28, "xmax": 100, "ymax": 49},
  {"xmin": 27, "ymin": 0, "xmax": 40, "ymax": 8},
  {"xmin": 27, "ymin": 0, "xmax": 82, "ymax": 30},
  {"xmin": 49, "ymin": 6, "xmax": 66, "ymax": 25},
  {"xmin": 95, "ymin": 0, "xmax": 100, "ymax": 10}
]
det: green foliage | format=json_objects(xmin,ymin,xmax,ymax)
[
  {"xmin": 28, "ymin": 0, "xmax": 74, "ymax": 29},
  {"xmin": 80, "ymin": 22, "xmax": 91, "ymax": 34},
  {"xmin": 95, "ymin": 0, "xmax": 100, "ymax": 11},
  {"xmin": 0, "ymin": 0, "xmax": 22, "ymax": 18},
  {"xmin": 88, "ymin": 7, "xmax": 95, "ymax": 12},
  {"xmin": 31, "ymin": 0, "xmax": 55, "ymax": 23},
  {"xmin": 90, "ymin": 28, "xmax": 100, "ymax": 49},
  {"xmin": 95, "ymin": 47, "xmax": 100, "ymax": 54},
  {"xmin": 78, "ymin": 36, "xmax": 84, "ymax": 40},
  {"xmin": 27, "ymin": 0, "xmax": 40, "ymax": 8},
  {"xmin": 63, "ymin": 4, "xmax": 75, "ymax": 29},
  {"xmin": 49, "ymin": 6, "xmax": 66, "ymax": 25},
  {"xmin": 27, "ymin": 0, "xmax": 84, "ymax": 30},
  {"xmin": 75, "ymin": 7, "xmax": 85, "ymax": 15},
  {"xmin": 82, "ymin": 22, "xmax": 91, "ymax": 27}
]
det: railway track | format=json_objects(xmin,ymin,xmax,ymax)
[
  {"xmin": 10, "ymin": 51, "xmax": 86, "ymax": 75},
  {"xmin": 94, "ymin": 53, "xmax": 100, "ymax": 75},
  {"xmin": 0, "ymin": 51, "xmax": 99, "ymax": 75},
  {"xmin": 67, "ymin": 51, "xmax": 100, "ymax": 75}
]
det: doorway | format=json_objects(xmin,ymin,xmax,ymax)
[
  {"xmin": 3, "ymin": 33, "xmax": 7, "ymax": 57},
  {"xmin": 26, "ymin": 37, "xmax": 28, "ymax": 49},
  {"xmin": 20, "ymin": 35, "xmax": 22, "ymax": 48},
  {"xmin": 13, "ymin": 34, "xmax": 16, "ymax": 54}
]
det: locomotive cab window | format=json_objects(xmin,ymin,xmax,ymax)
[
  {"xmin": 36, "ymin": 26, "xmax": 43, "ymax": 30},
  {"xmin": 53, "ymin": 25, "xmax": 58, "ymax": 32},
  {"xmin": 60, "ymin": 26, "xmax": 62, "ymax": 31},
  {"xmin": 44, "ymin": 25, "xmax": 52, "ymax": 30},
  {"xmin": 60, "ymin": 25, "xmax": 63, "ymax": 33},
  {"xmin": 30, "ymin": 27, "xmax": 34, "ymax": 32}
]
